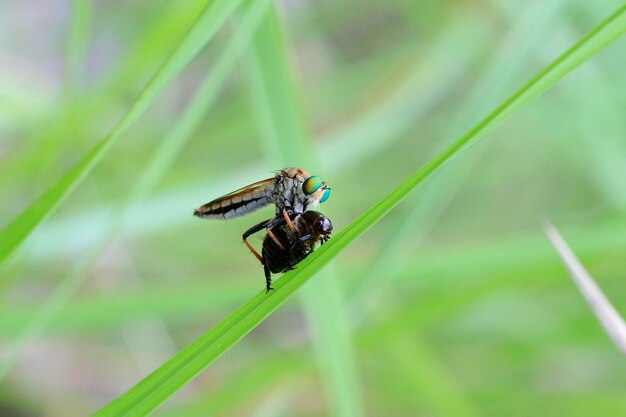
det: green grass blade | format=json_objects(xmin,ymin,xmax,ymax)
[
  {"xmin": 0, "ymin": 0, "xmax": 245, "ymax": 269},
  {"xmin": 21, "ymin": 20, "xmax": 482, "ymax": 260},
  {"xmin": 319, "ymin": 12, "xmax": 488, "ymax": 172},
  {"xmin": 543, "ymin": 220, "xmax": 626, "ymax": 355},
  {"xmin": 387, "ymin": 334, "xmax": 478, "ymax": 417},
  {"xmin": 349, "ymin": 0, "xmax": 566, "ymax": 316},
  {"xmin": 2, "ymin": 214, "xmax": 625, "ymax": 339},
  {"xmin": 0, "ymin": 239, "xmax": 106, "ymax": 380},
  {"xmin": 91, "ymin": 5, "xmax": 626, "ymax": 417},
  {"xmin": 246, "ymin": 11, "xmax": 308, "ymax": 165},
  {"xmin": 19, "ymin": 1, "xmax": 206, "ymax": 166},
  {"xmin": 6, "ymin": 214, "xmax": 626, "ymax": 336},
  {"xmin": 246, "ymin": 7, "xmax": 364, "ymax": 417},
  {"xmin": 64, "ymin": 0, "xmax": 91, "ymax": 95},
  {"xmin": 0, "ymin": 0, "xmax": 271, "ymax": 382}
]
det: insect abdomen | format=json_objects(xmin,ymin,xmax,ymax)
[
  {"xmin": 262, "ymin": 231, "xmax": 291, "ymax": 274},
  {"xmin": 194, "ymin": 195, "xmax": 271, "ymax": 219}
]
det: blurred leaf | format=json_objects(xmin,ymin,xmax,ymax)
[
  {"xmin": 0, "ymin": 0, "xmax": 246, "ymax": 269},
  {"xmin": 23, "ymin": 19, "xmax": 482, "ymax": 261},
  {"xmin": 349, "ymin": 0, "xmax": 566, "ymax": 317},
  {"xmin": 0, "ymin": 0, "xmax": 272, "ymax": 381},
  {"xmin": 92, "ymin": 5, "xmax": 626, "ymax": 417},
  {"xmin": 64, "ymin": 0, "xmax": 91, "ymax": 95},
  {"xmin": 2, "ymin": 215, "xmax": 625, "ymax": 336},
  {"xmin": 386, "ymin": 334, "xmax": 477, "ymax": 417},
  {"xmin": 247, "ymin": 6, "xmax": 364, "ymax": 417},
  {"xmin": 543, "ymin": 220, "xmax": 626, "ymax": 355}
]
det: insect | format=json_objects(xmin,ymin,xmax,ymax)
[
  {"xmin": 243, "ymin": 210, "xmax": 333, "ymax": 292},
  {"xmin": 193, "ymin": 168, "xmax": 331, "ymax": 255}
]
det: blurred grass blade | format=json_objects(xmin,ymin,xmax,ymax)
[
  {"xmin": 349, "ymin": 0, "xmax": 566, "ymax": 316},
  {"xmin": 0, "ymin": 0, "xmax": 272, "ymax": 382},
  {"xmin": 64, "ymin": 0, "xmax": 91, "ymax": 95},
  {"xmin": 543, "ymin": 220, "xmax": 626, "ymax": 355},
  {"xmin": 247, "ymin": 7, "xmax": 363, "ymax": 417},
  {"xmin": 3, "ymin": 216, "xmax": 625, "ymax": 336},
  {"xmin": 388, "ymin": 335, "xmax": 477, "ymax": 417},
  {"xmin": 24, "ymin": 17, "xmax": 482, "ymax": 261},
  {"xmin": 93, "ymin": 5, "xmax": 626, "ymax": 417},
  {"xmin": 0, "ymin": 0, "xmax": 245, "ymax": 269}
]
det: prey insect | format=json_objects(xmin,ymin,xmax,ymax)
[
  {"xmin": 242, "ymin": 210, "xmax": 333, "ymax": 292},
  {"xmin": 193, "ymin": 167, "xmax": 331, "ymax": 254}
]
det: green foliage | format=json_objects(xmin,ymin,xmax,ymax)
[
  {"xmin": 3, "ymin": 1, "xmax": 626, "ymax": 417},
  {"xmin": 246, "ymin": 7, "xmax": 363, "ymax": 417},
  {"xmin": 92, "ymin": 4, "xmax": 626, "ymax": 416},
  {"xmin": 0, "ymin": 0, "xmax": 245, "ymax": 268}
]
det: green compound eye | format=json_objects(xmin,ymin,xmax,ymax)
[
  {"xmin": 303, "ymin": 176, "xmax": 323, "ymax": 195},
  {"xmin": 320, "ymin": 188, "xmax": 331, "ymax": 203}
]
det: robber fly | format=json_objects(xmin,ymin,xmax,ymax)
[
  {"xmin": 242, "ymin": 210, "xmax": 332, "ymax": 292},
  {"xmin": 193, "ymin": 168, "xmax": 331, "ymax": 256}
]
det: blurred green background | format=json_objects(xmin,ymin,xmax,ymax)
[{"xmin": 1, "ymin": 0, "xmax": 626, "ymax": 416}]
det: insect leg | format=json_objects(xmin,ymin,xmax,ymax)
[
  {"xmin": 281, "ymin": 208, "xmax": 297, "ymax": 234},
  {"xmin": 263, "ymin": 215, "xmax": 289, "ymax": 251},
  {"xmin": 266, "ymin": 229, "xmax": 285, "ymax": 251},
  {"xmin": 288, "ymin": 234, "xmax": 312, "ymax": 255},
  {"xmin": 266, "ymin": 215, "xmax": 286, "ymax": 228},
  {"xmin": 243, "ymin": 218, "xmax": 273, "ymax": 239},
  {"xmin": 264, "ymin": 263, "xmax": 274, "ymax": 293},
  {"xmin": 242, "ymin": 218, "xmax": 272, "ymax": 264}
]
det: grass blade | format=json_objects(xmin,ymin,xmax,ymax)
[
  {"xmin": 543, "ymin": 220, "xmax": 626, "ymax": 355},
  {"xmin": 387, "ymin": 334, "xmax": 477, "ymax": 417},
  {"xmin": 92, "ymin": 4, "xmax": 626, "ymax": 416},
  {"xmin": 64, "ymin": 0, "xmax": 91, "ymax": 95},
  {"xmin": 0, "ymin": 0, "xmax": 271, "ymax": 381},
  {"xmin": 246, "ymin": 7, "xmax": 364, "ymax": 417},
  {"xmin": 24, "ymin": 18, "xmax": 481, "ymax": 260},
  {"xmin": 349, "ymin": 0, "xmax": 566, "ymax": 315},
  {"xmin": 0, "ymin": 0, "xmax": 245, "ymax": 269},
  {"xmin": 4, "ymin": 216, "xmax": 626, "ymax": 337}
]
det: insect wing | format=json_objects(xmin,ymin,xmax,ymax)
[{"xmin": 194, "ymin": 177, "xmax": 277, "ymax": 219}]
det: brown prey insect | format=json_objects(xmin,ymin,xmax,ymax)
[{"xmin": 242, "ymin": 210, "xmax": 332, "ymax": 292}]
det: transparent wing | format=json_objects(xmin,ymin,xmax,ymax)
[{"xmin": 193, "ymin": 177, "xmax": 277, "ymax": 220}]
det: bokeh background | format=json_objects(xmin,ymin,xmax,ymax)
[{"xmin": 1, "ymin": 0, "xmax": 626, "ymax": 416}]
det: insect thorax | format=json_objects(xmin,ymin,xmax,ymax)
[{"xmin": 273, "ymin": 175, "xmax": 308, "ymax": 214}]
